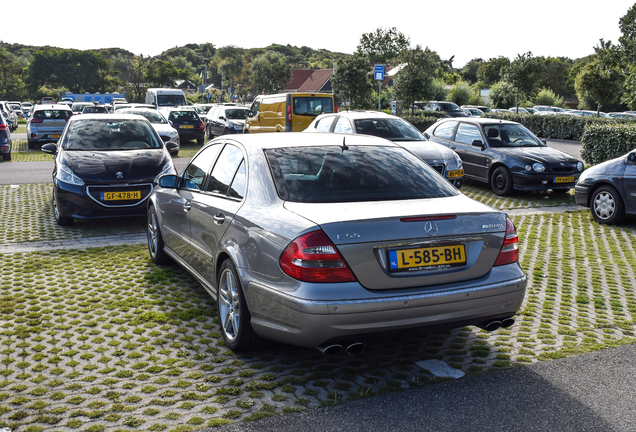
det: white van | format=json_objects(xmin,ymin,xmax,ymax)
[{"xmin": 145, "ymin": 88, "xmax": 187, "ymax": 108}]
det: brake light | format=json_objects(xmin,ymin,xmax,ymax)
[
  {"xmin": 280, "ymin": 230, "xmax": 356, "ymax": 283},
  {"xmin": 287, "ymin": 105, "xmax": 292, "ymax": 122},
  {"xmin": 335, "ymin": 104, "xmax": 338, "ymax": 113},
  {"xmin": 494, "ymin": 217, "xmax": 519, "ymax": 266},
  {"xmin": 0, "ymin": 124, "xmax": 6, "ymax": 131},
  {"xmin": 30, "ymin": 118, "xmax": 43, "ymax": 123},
  {"xmin": 199, "ymin": 122, "xmax": 205, "ymax": 131}
]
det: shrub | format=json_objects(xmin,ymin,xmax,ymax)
[
  {"xmin": 581, "ymin": 123, "xmax": 636, "ymax": 165},
  {"xmin": 447, "ymin": 81, "xmax": 471, "ymax": 107},
  {"xmin": 401, "ymin": 114, "xmax": 442, "ymax": 132},
  {"xmin": 533, "ymin": 88, "xmax": 564, "ymax": 107}
]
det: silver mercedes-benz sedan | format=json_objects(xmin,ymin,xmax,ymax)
[{"xmin": 147, "ymin": 133, "xmax": 527, "ymax": 354}]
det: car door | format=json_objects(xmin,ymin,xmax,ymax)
[
  {"xmin": 451, "ymin": 122, "xmax": 491, "ymax": 181},
  {"xmin": 189, "ymin": 141, "xmax": 247, "ymax": 284},
  {"xmin": 621, "ymin": 153, "xmax": 636, "ymax": 212},
  {"xmin": 161, "ymin": 144, "xmax": 223, "ymax": 261}
]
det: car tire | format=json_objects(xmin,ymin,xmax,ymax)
[
  {"xmin": 491, "ymin": 166, "xmax": 513, "ymax": 196},
  {"xmin": 205, "ymin": 125, "xmax": 212, "ymax": 139},
  {"xmin": 217, "ymin": 259, "xmax": 268, "ymax": 352},
  {"xmin": 147, "ymin": 206, "xmax": 171, "ymax": 265},
  {"xmin": 52, "ymin": 194, "xmax": 73, "ymax": 226},
  {"xmin": 223, "ymin": 128, "xmax": 230, "ymax": 135},
  {"xmin": 196, "ymin": 137, "xmax": 204, "ymax": 145},
  {"xmin": 2, "ymin": 153, "xmax": 10, "ymax": 161},
  {"xmin": 28, "ymin": 140, "xmax": 36, "ymax": 150},
  {"xmin": 591, "ymin": 185, "xmax": 625, "ymax": 225}
]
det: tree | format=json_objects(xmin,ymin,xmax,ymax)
[
  {"xmin": 146, "ymin": 59, "xmax": 189, "ymax": 88},
  {"xmin": 447, "ymin": 80, "xmax": 472, "ymax": 106},
  {"xmin": 503, "ymin": 52, "xmax": 543, "ymax": 110},
  {"xmin": 489, "ymin": 81, "xmax": 516, "ymax": 108},
  {"xmin": 538, "ymin": 57, "xmax": 575, "ymax": 98},
  {"xmin": 393, "ymin": 45, "xmax": 441, "ymax": 114},
  {"xmin": 250, "ymin": 51, "xmax": 292, "ymax": 94},
  {"xmin": 459, "ymin": 58, "xmax": 484, "ymax": 84},
  {"xmin": 0, "ymin": 48, "xmax": 27, "ymax": 100},
  {"xmin": 477, "ymin": 57, "xmax": 510, "ymax": 87},
  {"xmin": 332, "ymin": 56, "xmax": 373, "ymax": 109},
  {"xmin": 534, "ymin": 88, "xmax": 564, "ymax": 107},
  {"xmin": 356, "ymin": 27, "xmax": 410, "ymax": 64},
  {"xmin": 575, "ymin": 60, "xmax": 624, "ymax": 113},
  {"xmin": 217, "ymin": 46, "xmax": 245, "ymax": 97}
]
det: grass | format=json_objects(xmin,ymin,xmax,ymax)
[{"xmin": 1, "ymin": 162, "xmax": 636, "ymax": 430}]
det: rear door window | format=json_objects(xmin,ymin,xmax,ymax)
[
  {"xmin": 433, "ymin": 121, "xmax": 458, "ymax": 139},
  {"xmin": 206, "ymin": 144, "xmax": 245, "ymax": 198},
  {"xmin": 293, "ymin": 97, "xmax": 334, "ymax": 116}
]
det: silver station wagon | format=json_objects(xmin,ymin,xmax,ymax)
[{"xmin": 147, "ymin": 133, "xmax": 527, "ymax": 354}]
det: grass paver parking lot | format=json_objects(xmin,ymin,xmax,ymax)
[{"xmin": 1, "ymin": 179, "xmax": 635, "ymax": 431}]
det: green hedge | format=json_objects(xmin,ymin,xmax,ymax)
[
  {"xmin": 581, "ymin": 123, "xmax": 636, "ymax": 165},
  {"xmin": 482, "ymin": 112, "xmax": 618, "ymax": 141},
  {"xmin": 402, "ymin": 113, "xmax": 444, "ymax": 132}
]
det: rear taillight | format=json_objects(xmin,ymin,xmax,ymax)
[
  {"xmin": 335, "ymin": 104, "xmax": 338, "ymax": 113},
  {"xmin": 287, "ymin": 105, "xmax": 292, "ymax": 122},
  {"xmin": 199, "ymin": 122, "xmax": 205, "ymax": 131},
  {"xmin": 30, "ymin": 118, "xmax": 43, "ymax": 123},
  {"xmin": 280, "ymin": 230, "xmax": 356, "ymax": 283},
  {"xmin": 494, "ymin": 217, "xmax": 519, "ymax": 266},
  {"xmin": 0, "ymin": 124, "xmax": 6, "ymax": 131}
]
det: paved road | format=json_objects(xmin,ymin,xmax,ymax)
[{"xmin": 205, "ymin": 344, "xmax": 636, "ymax": 432}]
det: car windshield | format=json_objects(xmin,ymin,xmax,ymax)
[
  {"xmin": 266, "ymin": 146, "xmax": 459, "ymax": 203},
  {"xmin": 33, "ymin": 110, "xmax": 72, "ymax": 120},
  {"xmin": 63, "ymin": 119, "xmax": 163, "ymax": 151},
  {"xmin": 439, "ymin": 103, "xmax": 462, "ymax": 112},
  {"xmin": 121, "ymin": 110, "xmax": 167, "ymax": 124},
  {"xmin": 225, "ymin": 109, "xmax": 248, "ymax": 120},
  {"xmin": 353, "ymin": 118, "xmax": 424, "ymax": 141},
  {"xmin": 483, "ymin": 123, "xmax": 545, "ymax": 148}
]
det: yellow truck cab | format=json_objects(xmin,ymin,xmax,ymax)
[{"xmin": 245, "ymin": 92, "xmax": 337, "ymax": 133}]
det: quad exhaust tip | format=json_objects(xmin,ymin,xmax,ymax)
[{"xmin": 479, "ymin": 317, "xmax": 515, "ymax": 332}]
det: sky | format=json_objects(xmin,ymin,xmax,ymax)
[{"xmin": 2, "ymin": 0, "xmax": 635, "ymax": 68}]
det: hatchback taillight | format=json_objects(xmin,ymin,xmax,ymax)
[
  {"xmin": 0, "ymin": 124, "xmax": 6, "ymax": 131},
  {"xmin": 199, "ymin": 122, "xmax": 205, "ymax": 131},
  {"xmin": 494, "ymin": 217, "xmax": 519, "ymax": 266},
  {"xmin": 30, "ymin": 118, "xmax": 43, "ymax": 123},
  {"xmin": 280, "ymin": 230, "xmax": 356, "ymax": 283}
]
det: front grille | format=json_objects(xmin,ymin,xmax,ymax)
[
  {"xmin": 86, "ymin": 183, "xmax": 153, "ymax": 208},
  {"xmin": 159, "ymin": 135, "xmax": 170, "ymax": 142},
  {"xmin": 551, "ymin": 166, "xmax": 575, "ymax": 174},
  {"xmin": 430, "ymin": 164, "xmax": 446, "ymax": 177}
]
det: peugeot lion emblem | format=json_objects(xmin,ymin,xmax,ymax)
[
  {"xmin": 116, "ymin": 172, "xmax": 123, "ymax": 179},
  {"xmin": 424, "ymin": 221, "xmax": 439, "ymax": 236}
]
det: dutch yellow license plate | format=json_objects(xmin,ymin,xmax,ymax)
[
  {"xmin": 100, "ymin": 191, "xmax": 141, "ymax": 201},
  {"xmin": 554, "ymin": 176, "xmax": 575, "ymax": 183},
  {"xmin": 49, "ymin": 134, "xmax": 61, "ymax": 138},
  {"xmin": 180, "ymin": 125, "xmax": 194, "ymax": 129},
  {"xmin": 448, "ymin": 169, "xmax": 464, "ymax": 178},
  {"xmin": 389, "ymin": 245, "xmax": 466, "ymax": 272}
]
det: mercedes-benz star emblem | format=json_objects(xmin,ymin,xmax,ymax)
[{"xmin": 424, "ymin": 221, "xmax": 439, "ymax": 236}]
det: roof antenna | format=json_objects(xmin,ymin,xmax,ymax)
[{"xmin": 340, "ymin": 136, "xmax": 349, "ymax": 152}]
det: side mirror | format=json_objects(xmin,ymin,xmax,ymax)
[
  {"xmin": 541, "ymin": 139, "xmax": 547, "ymax": 146},
  {"xmin": 165, "ymin": 142, "xmax": 179, "ymax": 153},
  {"xmin": 41, "ymin": 143, "xmax": 58, "ymax": 155},
  {"xmin": 219, "ymin": 116, "xmax": 225, "ymax": 121},
  {"xmin": 628, "ymin": 152, "xmax": 636, "ymax": 163},
  {"xmin": 472, "ymin": 139, "xmax": 486, "ymax": 149},
  {"xmin": 423, "ymin": 132, "xmax": 430, "ymax": 139},
  {"xmin": 158, "ymin": 174, "xmax": 178, "ymax": 188}
]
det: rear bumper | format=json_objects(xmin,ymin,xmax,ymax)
[{"xmin": 245, "ymin": 265, "xmax": 527, "ymax": 347}]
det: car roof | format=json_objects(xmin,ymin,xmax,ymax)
[
  {"xmin": 434, "ymin": 117, "xmax": 518, "ymax": 126},
  {"xmin": 34, "ymin": 104, "xmax": 71, "ymax": 110},
  {"xmin": 317, "ymin": 111, "xmax": 395, "ymax": 120},
  {"xmin": 210, "ymin": 131, "xmax": 397, "ymax": 150},
  {"xmin": 67, "ymin": 113, "xmax": 148, "ymax": 123}
]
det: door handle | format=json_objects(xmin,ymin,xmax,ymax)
[
  {"xmin": 183, "ymin": 202, "xmax": 191, "ymax": 212},
  {"xmin": 213, "ymin": 213, "xmax": 225, "ymax": 224}
]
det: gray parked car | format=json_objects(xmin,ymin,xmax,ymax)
[
  {"xmin": 146, "ymin": 132, "xmax": 527, "ymax": 353},
  {"xmin": 27, "ymin": 104, "xmax": 73, "ymax": 149},
  {"xmin": 0, "ymin": 111, "xmax": 12, "ymax": 161}
]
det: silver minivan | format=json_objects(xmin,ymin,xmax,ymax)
[{"xmin": 27, "ymin": 104, "xmax": 73, "ymax": 149}]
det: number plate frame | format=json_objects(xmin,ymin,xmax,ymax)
[{"xmin": 389, "ymin": 244, "xmax": 466, "ymax": 273}]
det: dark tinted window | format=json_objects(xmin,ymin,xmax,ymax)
[
  {"xmin": 182, "ymin": 144, "xmax": 222, "ymax": 190},
  {"xmin": 169, "ymin": 111, "xmax": 200, "ymax": 122},
  {"xmin": 265, "ymin": 146, "xmax": 459, "ymax": 203},
  {"xmin": 225, "ymin": 109, "xmax": 248, "ymax": 120},
  {"xmin": 34, "ymin": 110, "xmax": 72, "ymax": 120},
  {"xmin": 353, "ymin": 118, "xmax": 423, "ymax": 141},
  {"xmin": 206, "ymin": 144, "xmax": 244, "ymax": 197},
  {"xmin": 63, "ymin": 119, "xmax": 162, "ymax": 151}
]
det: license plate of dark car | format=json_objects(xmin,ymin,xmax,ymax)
[
  {"xmin": 100, "ymin": 191, "xmax": 141, "ymax": 201},
  {"xmin": 389, "ymin": 245, "xmax": 466, "ymax": 272},
  {"xmin": 49, "ymin": 134, "xmax": 61, "ymax": 138},
  {"xmin": 447, "ymin": 169, "xmax": 464, "ymax": 178},
  {"xmin": 554, "ymin": 176, "xmax": 575, "ymax": 183},
  {"xmin": 180, "ymin": 125, "xmax": 193, "ymax": 129}
]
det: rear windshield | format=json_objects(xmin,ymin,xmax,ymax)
[
  {"xmin": 33, "ymin": 110, "xmax": 72, "ymax": 119},
  {"xmin": 353, "ymin": 118, "xmax": 424, "ymax": 141},
  {"xmin": 168, "ymin": 111, "xmax": 199, "ymax": 122},
  {"xmin": 225, "ymin": 109, "xmax": 248, "ymax": 120},
  {"xmin": 157, "ymin": 94, "xmax": 187, "ymax": 106},
  {"xmin": 62, "ymin": 119, "xmax": 163, "ymax": 151},
  {"xmin": 292, "ymin": 97, "xmax": 334, "ymax": 116},
  {"xmin": 265, "ymin": 146, "xmax": 459, "ymax": 203},
  {"xmin": 121, "ymin": 110, "xmax": 167, "ymax": 124}
]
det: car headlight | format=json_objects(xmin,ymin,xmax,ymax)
[
  {"xmin": 154, "ymin": 160, "xmax": 177, "ymax": 184},
  {"xmin": 56, "ymin": 164, "xmax": 85, "ymax": 186},
  {"xmin": 577, "ymin": 161, "xmax": 584, "ymax": 172},
  {"xmin": 453, "ymin": 151, "xmax": 462, "ymax": 170},
  {"xmin": 528, "ymin": 163, "xmax": 545, "ymax": 173}
]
